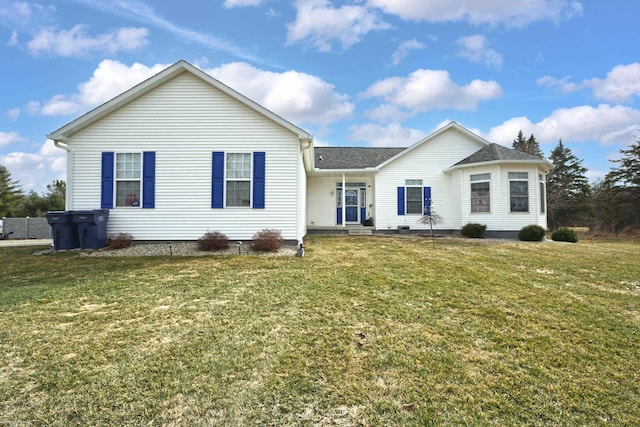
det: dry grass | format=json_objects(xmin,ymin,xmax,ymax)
[{"xmin": 1, "ymin": 236, "xmax": 639, "ymax": 425}]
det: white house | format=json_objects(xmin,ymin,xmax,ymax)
[{"xmin": 49, "ymin": 60, "xmax": 551, "ymax": 243}]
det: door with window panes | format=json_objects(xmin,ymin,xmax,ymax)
[{"xmin": 336, "ymin": 184, "xmax": 366, "ymax": 224}]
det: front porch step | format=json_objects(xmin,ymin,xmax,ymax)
[{"xmin": 348, "ymin": 228, "xmax": 373, "ymax": 236}]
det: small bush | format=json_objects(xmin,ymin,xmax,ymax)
[
  {"xmin": 518, "ymin": 224, "xmax": 546, "ymax": 241},
  {"xmin": 197, "ymin": 231, "xmax": 230, "ymax": 251},
  {"xmin": 250, "ymin": 228, "xmax": 283, "ymax": 252},
  {"xmin": 551, "ymin": 227, "xmax": 579, "ymax": 243},
  {"xmin": 106, "ymin": 233, "xmax": 134, "ymax": 249},
  {"xmin": 461, "ymin": 223, "xmax": 487, "ymax": 239}
]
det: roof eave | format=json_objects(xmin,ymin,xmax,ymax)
[{"xmin": 445, "ymin": 159, "xmax": 553, "ymax": 173}]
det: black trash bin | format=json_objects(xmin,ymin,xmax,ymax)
[
  {"xmin": 46, "ymin": 211, "xmax": 79, "ymax": 250},
  {"xmin": 72, "ymin": 209, "xmax": 109, "ymax": 249}
]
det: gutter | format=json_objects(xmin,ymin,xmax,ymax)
[{"xmin": 52, "ymin": 139, "xmax": 68, "ymax": 151}]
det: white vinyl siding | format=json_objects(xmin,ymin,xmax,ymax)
[
  {"xmin": 67, "ymin": 72, "xmax": 302, "ymax": 241},
  {"xmin": 375, "ymin": 126, "xmax": 484, "ymax": 231}
]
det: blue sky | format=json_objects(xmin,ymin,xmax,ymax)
[{"xmin": 1, "ymin": 0, "xmax": 640, "ymax": 192}]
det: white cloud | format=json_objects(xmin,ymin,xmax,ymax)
[
  {"xmin": 392, "ymin": 39, "xmax": 426, "ymax": 66},
  {"xmin": 7, "ymin": 30, "xmax": 19, "ymax": 46},
  {"xmin": 456, "ymin": 35, "xmax": 503, "ymax": 69},
  {"xmin": 7, "ymin": 108, "xmax": 20, "ymax": 120},
  {"xmin": 367, "ymin": 0, "xmax": 583, "ymax": 27},
  {"xmin": 0, "ymin": 2, "xmax": 34, "ymax": 23},
  {"xmin": 26, "ymin": 25, "xmax": 149, "ymax": 57},
  {"xmin": 223, "ymin": 0, "xmax": 263, "ymax": 7},
  {"xmin": 207, "ymin": 62, "xmax": 354, "ymax": 125},
  {"xmin": 31, "ymin": 60, "xmax": 169, "ymax": 116},
  {"xmin": 287, "ymin": 0, "xmax": 390, "ymax": 51},
  {"xmin": 538, "ymin": 63, "xmax": 640, "ymax": 103},
  {"xmin": 485, "ymin": 104, "xmax": 640, "ymax": 147},
  {"xmin": 361, "ymin": 69, "xmax": 503, "ymax": 114},
  {"xmin": 348, "ymin": 122, "xmax": 426, "ymax": 147},
  {"xmin": 0, "ymin": 140, "xmax": 66, "ymax": 192},
  {"xmin": 584, "ymin": 63, "xmax": 640, "ymax": 103},
  {"xmin": 0, "ymin": 131, "xmax": 23, "ymax": 147},
  {"xmin": 68, "ymin": 0, "xmax": 261, "ymax": 63},
  {"xmin": 365, "ymin": 104, "xmax": 410, "ymax": 123},
  {"xmin": 536, "ymin": 75, "xmax": 581, "ymax": 93}
]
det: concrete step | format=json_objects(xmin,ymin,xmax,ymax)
[{"xmin": 348, "ymin": 228, "xmax": 373, "ymax": 236}]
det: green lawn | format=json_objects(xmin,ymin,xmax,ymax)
[{"xmin": 1, "ymin": 236, "xmax": 639, "ymax": 425}]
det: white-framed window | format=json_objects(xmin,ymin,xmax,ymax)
[
  {"xmin": 226, "ymin": 153, "xmax": 252, "ymax": 207},
  {"xmin": 470, "ymin": 173, "xmax": 491, "ymax": 213},
  {"xmin": 115, "ymin": 152, "xmax": 141, "ymax": 207},
  {"xmin": 509, "ymin": 172, "xmax": 529, "ymax": 212},
  {"xmin": 405, "ymin": 179, "xmax": 423, "ymax": 214},
  {"xmin": 539, "ymin": 173, "xmax": 546, "ymax": 214}
]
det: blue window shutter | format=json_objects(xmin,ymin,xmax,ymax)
[
  {"xmin": 211, "ymin": 152, "xmax": 224, "ymax": 208},
  {"xmin": 336, "ymin": 208, "xmax": 342, "ymax": 224},
  {"xmin": 397, "ymin": 187, "xmax": 405, "ymax": 216},
  {"xmin": 101, "ymin": 152, "xmax": 114, "ymax": 209},
  {"xmin": 142, "ymin": 151, "xmax": 155, "ymax": 208},
  {"xmin": 423, "ymin": 186, "xmax": 432, "ymax": 215},
  {"xmin": 253, "ymin": 151, "xmax": 265, "ymax": 209}
]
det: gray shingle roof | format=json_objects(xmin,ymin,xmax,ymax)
[
  {"xmin": 314, "ymin": 147, "xmax": 406, "ymax": 169},
  {"xmin": 453, "ymin": 143, "xmax": 543, "ymax": 166}
]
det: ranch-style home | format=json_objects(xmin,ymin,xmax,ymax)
[{"xmin": 48, "ymin": 60, "xmax": 551, "ymax": 243}]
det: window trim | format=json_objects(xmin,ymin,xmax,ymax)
[
  {"xmin": 225, "ymin": 152, "xmax": 252, "ymax": 208},
  {"xmin": 470, "ymin": 173, "xmax": 491, "ymax": 213},
  {"xmin": 509, "ymin": 172, "xmax": 529, "ymax": 213},
  {"xmin": 405, "ymin": 179, "xmax": 423, "ymax": 215},
  {"xmin": 115, "ymin": 152, "xmax": 142, "ymax": 208}
]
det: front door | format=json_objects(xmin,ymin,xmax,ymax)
[{"xmin": 345, "ymin": 189, "xmax": 359, "ymax": 223}]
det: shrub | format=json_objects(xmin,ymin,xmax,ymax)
[
  {"xmin": 250, "ymin": 228, "xmax": 283, "ymax": 252},
  {"xmin": 197, "ymin": 231, "xmax": 230, "ymax": 251},
  {"xmin": 551, "ymin": 227, "xmax": 579, "ymax": 243},
  {"xmin": 518, "ymin": 224, "xmax": 546, "ymax": 241},
  {"xmin": 106, "ymin": 233, "xmax": 134, "ymax": 249},
  {"xmin": 461, "ymin": 223, "xmax": 487, "ymax": 239}
]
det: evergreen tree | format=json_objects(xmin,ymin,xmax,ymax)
[
  {"xmin": 45, "ymin": 179, "xmax": 66, "ymax": 211},
  {"xmin": 547, "ymin": 140, "xmax": 591, "ymax": 229},
  {"xmin": 512, "ymin": 130, "xmax": 527, "ymax": 153},
  {"xmin": 525, "ymin": 134, "xmax": 545, "ymax": 159},
  {"xmin": 0, "ymin": 165, "xmax": 23, "ymax": 217},
  {"xmin": 602, "ymin": 139, "xmax": 640, "ymax": 232},
  {"xmin": 512, "ymin": 130, "xmax": 544, "ymax": 159}
]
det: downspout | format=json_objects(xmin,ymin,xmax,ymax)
[
  {"xmin": 299, "ymin": 136, "xmax": 313, "ymax": 244},
  {"xmin": 52, "ymin": 139, "xmax": 72, "ymax": 211}
]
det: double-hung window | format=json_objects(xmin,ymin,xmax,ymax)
[
  {"xmin": 509, "ymin": 172, "xmax": 529, "ymax": 212},
  {"xmin": 405, "ymin": 179, "xmax": 423, "ymax": 215},
  {"xmin": 470, "ymin": 173, "xmax": 490, "ymax": 213},
  {"xmin": 226, "ymin": 153, "xmax": 252, "ymax": 207},
  {"xmin": 116, "ymin": 153, "xmax": 141, "ymax": 207}
]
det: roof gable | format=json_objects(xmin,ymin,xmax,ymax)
[
  {"xmin": 48, "ymin": 60, "xmax": 311, "ymax": 142},
  {"xmin": 375, "ymin": 121, "xmax": 490, "ymax": 170}
]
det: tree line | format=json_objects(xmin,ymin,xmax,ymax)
[
  {"xmin": 0, "ymin": 165, "xmax": 65, "ymax": 218},
  {"xmin": 512, "ymin": 131, "xmax": 640, "ymax": 234}
]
